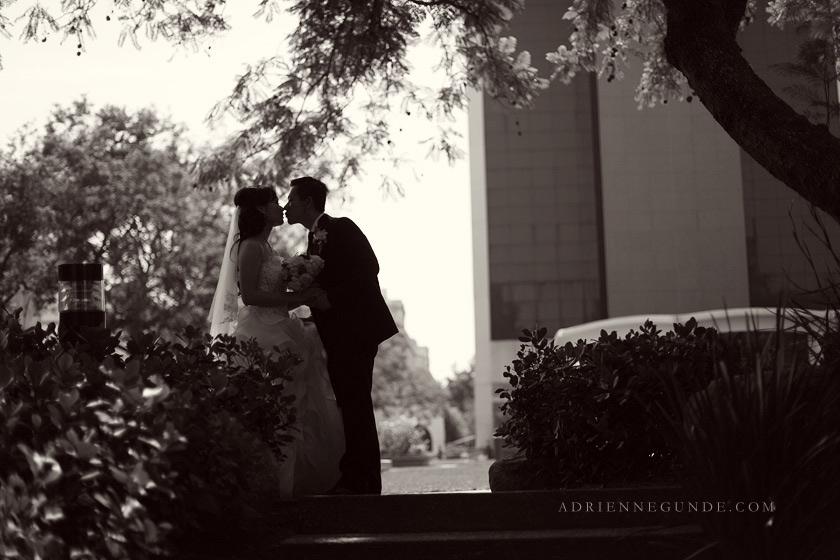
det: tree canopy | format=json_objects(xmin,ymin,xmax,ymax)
[
  {"xmin": 373, "ymin": 327, "xmax": 447, "ymax": 420},
  {"xmin": 443, "ymin": 360, "xmax": 475, "ymax": 441},
  {"xmin": 1, "ymin": 99, "xmax": 230, "ymax": 336},
  {"xmin": 2, "ymin": 1, "xmax": 840, "ymax": 220}
]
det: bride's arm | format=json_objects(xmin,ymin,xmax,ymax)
[{"xmin": 237, "ymin": 239, "xmax": 311, "ymax": 308}]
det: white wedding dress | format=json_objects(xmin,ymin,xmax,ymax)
[{"xmin": 233, "ymin": 254, "xmax": 344, "ymax": 498}]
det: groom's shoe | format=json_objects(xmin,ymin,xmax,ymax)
[
  {"xmin": 324, "ymin": 478, "xmax": 368, "ymax": 495},
  {"xmin": 325, "ymin": 484, "xmax": 360, "ymax": 495},
  {"xmin": 368, "ymin": 473, "xmax": 382, "ymax": 495}
]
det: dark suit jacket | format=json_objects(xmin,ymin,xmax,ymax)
[{"xmin": 307, "ymin": 215, "xmax": 398, "ymax": 351}]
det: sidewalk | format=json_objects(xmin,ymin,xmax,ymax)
[{"xmin": 381, "ymin": 457, "xmax": 493, "ymax": 494}]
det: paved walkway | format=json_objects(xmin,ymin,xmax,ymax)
[{"xmin": 382, "ymin": 457, "xmax": 493, "ymax": 494}]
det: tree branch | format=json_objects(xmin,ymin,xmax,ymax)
[
  {"xmin": 406, "ymin": 0, "xmax": 477, "ymax": 17},
  {"xmin": 663, "ymin": 0, "xmax": 840, "ymax": 222}
]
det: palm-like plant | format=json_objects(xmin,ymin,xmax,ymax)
[
  {"xmin": 659, "ymin": 206, "xmax": 840, "ymax": 559},
  {"xmin": 660, "ymin": 324, "xmax": 840, "ymax": 559},
  {"xmin": 773, "ymin": 38, "xmax": 840, "ymax": 128}
]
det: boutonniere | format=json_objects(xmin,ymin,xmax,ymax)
[{"xmin": 313, "ymin": 228, "xmax": 328, "ymax": 249}]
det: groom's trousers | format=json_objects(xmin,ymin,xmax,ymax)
[{"xmin": 327, "ymin": 342, "xmax": 382, "ymax": 494}]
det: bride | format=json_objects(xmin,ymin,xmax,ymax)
[{"xmin": 208, "ymin": 186, "xmax": 344, "ymax": 498}]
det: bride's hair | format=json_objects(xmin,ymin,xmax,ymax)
[{"xmin": 232, "ymin": 186, "xmax": 278, "ymax": 251}]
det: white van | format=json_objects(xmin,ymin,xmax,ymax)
[{"xmin": 553, "ymin": 307, "xmax": 832, "ymax": 360}]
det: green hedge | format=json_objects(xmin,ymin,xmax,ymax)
[
  {"xmin": 0, "ymin": 311, "xmax": 298, "ymax": 559},
  {"xmin": 378, "ymin": 415, "xmax": 429, "ymax": 457},
  {"xmin": 494, "ymin": 320, "xmax": 738, "ymax": 486}
]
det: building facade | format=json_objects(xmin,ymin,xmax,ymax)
[{"xmin": 470, "ymin": 1, "xmax": 840, "ymax": 451}]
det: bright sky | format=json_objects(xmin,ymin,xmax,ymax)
[{"xmin": 0, "ymin": 3, "xmax": 475, "ymax": 382}]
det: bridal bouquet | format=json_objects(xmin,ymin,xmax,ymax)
[{"xmin": 280, "ymin": 254, "xmax": 325, "ymax": 291}]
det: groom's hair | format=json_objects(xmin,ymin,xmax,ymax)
[{"xmin": 290, "ymin": 176, "xmax": 328, "ymax": 212}]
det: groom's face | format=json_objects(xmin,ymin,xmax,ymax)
[{"xmin": 284, "ymin": 186, "xmax": 307, "ymax": 225}]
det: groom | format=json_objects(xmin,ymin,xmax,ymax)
[{"xmin": 284, "ymin": 176, "xmax": 398, "ymax": 495}]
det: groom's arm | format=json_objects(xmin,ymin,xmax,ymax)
[{"xmin": 322, "ymin": 218, "xmax": 380, "ymax": 309}]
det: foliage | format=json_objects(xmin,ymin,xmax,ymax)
[
  {"xmin": 446, "ymin": 360, "xmax": 475, "ymax": 419},
  {"xmin": 443, "ymin": 404, "xmax": 471, "ymax": 443},
  {"xmin": 773, "ymin": 37, "xmax": 840, "ymax": 127},
  {"xmin": 377, "ymin": 415, "xmax": 429, "ymax": 457},
  {"xmin": 185, "ymin": 0, "xmax": 545, "ymax": 189},
  {"xmin": 4, "ymin": 2, "xmax": 840, "ymax": 218},
  {"xmin": 0, "ymin": 311, "xmax": 298, "ymax": 559},
  {"xmin": 494, "ymin": 322, "xmax": 739, "ymax": 487},
  {"xmin": 444, "ymin": 361, "xmax": 475, "ymax": 442},
  {"xmin": 0, "ymin": 98, "xmax": 220, "ymax": 336},
  {"xmin": 788, "ymin": 205, "xmax": 840, "ymax": 327},
  {"xmin": 659, "ymin": 321, "xmax": 840, "ymax": 559},
  {"xmin": 0, "ymin": 139, "xmax": 57, "ymax": 311},
  {"xmin": 0, "ymin": 98, "xmax": 300, "ymax": 337},
  {"xmin": 372, "ymin": 329, "xmax": 446, "ymax": 421},
  {"xmin": 656, "ymin": 207, "xmax": 840, "ymax": 559}
]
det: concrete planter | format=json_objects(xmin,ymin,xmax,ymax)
[
  {"xmin": 388, "ymin": 453, "xmax": 434, "ymax": 467},
  {"xmin": 489, "ymin": 456, "xmax": 557, "ymax": 492},
  {"xmin": 492, "ymin": 437, "xmax": 518, "ymax": 460}
]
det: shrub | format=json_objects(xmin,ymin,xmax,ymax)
[
  {"xmin": 0, "ymin": 312, "xmax": 298, "ymax": 559},
  {"xmin": 495, "ymin": 321, "xmax": 737, "ymax": 487},
  {"xmin": 378, "ymin": 415, "xmax": 429, "ymax": 456},
  {"xmin": 659, "ymin": 314, "xmax": 840, "ymax": 559},
  {"xmin": 656, "ymin": 208, "xmax": 840, "ymax": 559}
]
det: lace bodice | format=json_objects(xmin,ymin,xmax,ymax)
[
  {"xmin": 253, "ymin": 255, "xmax": 289, "ymax": 320},
  {"xmin": 258, "ymin": 255, "xmax": 286, "ymax": 292}
]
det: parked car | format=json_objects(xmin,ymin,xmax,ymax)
[{"xmin": 553, "ymin": 307, "xmax": 832, "ymax": 361}]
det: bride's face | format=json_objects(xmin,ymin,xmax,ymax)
[{"xmin": 263, "ymin": 197, "xmax": 285, "ymax": 228}]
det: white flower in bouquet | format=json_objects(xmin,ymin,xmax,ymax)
[
  {"xmin": 280, "ymin": 255, "xmax": 325, "ymax": 291},
  {"xmin": 303, "ymin": 256, "xmax": 323, "ymax": 276}
]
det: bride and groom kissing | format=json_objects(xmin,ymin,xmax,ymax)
[{"xmin": 208, "ymin": 176, "xmax": 398, "ymax": 497}]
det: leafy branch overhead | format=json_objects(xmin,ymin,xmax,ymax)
[
  {"xmin": 3, "ymin": 1, "xmax": 840, "ymax": 221},
  {"xmin": 196, "ymin": 0, "xmax": 544, "ymax": 188},
  {"xmin": 773, "ymin": 38, "xmax": 840, "ymax": 127}
]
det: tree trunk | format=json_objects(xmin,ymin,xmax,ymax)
[{"xmin": 663, "ymin": 0, "xmax": 840, "ymax": 224}]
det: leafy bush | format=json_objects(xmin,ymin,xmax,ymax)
[
  {"xmin": 0, "ymin": 312, "xmax": 298, "ymax": 559},
  {"xmin": 378, "ymin": 415, "xmax": 429, "ymax": 456},
  {"xmin": 495, "ymin": 321, "xmax": 737, "ymax": 487}
]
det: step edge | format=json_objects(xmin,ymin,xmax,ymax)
[{"xmin": 280, "ymin": 524, "xmax": 707, "ymax": 545}]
